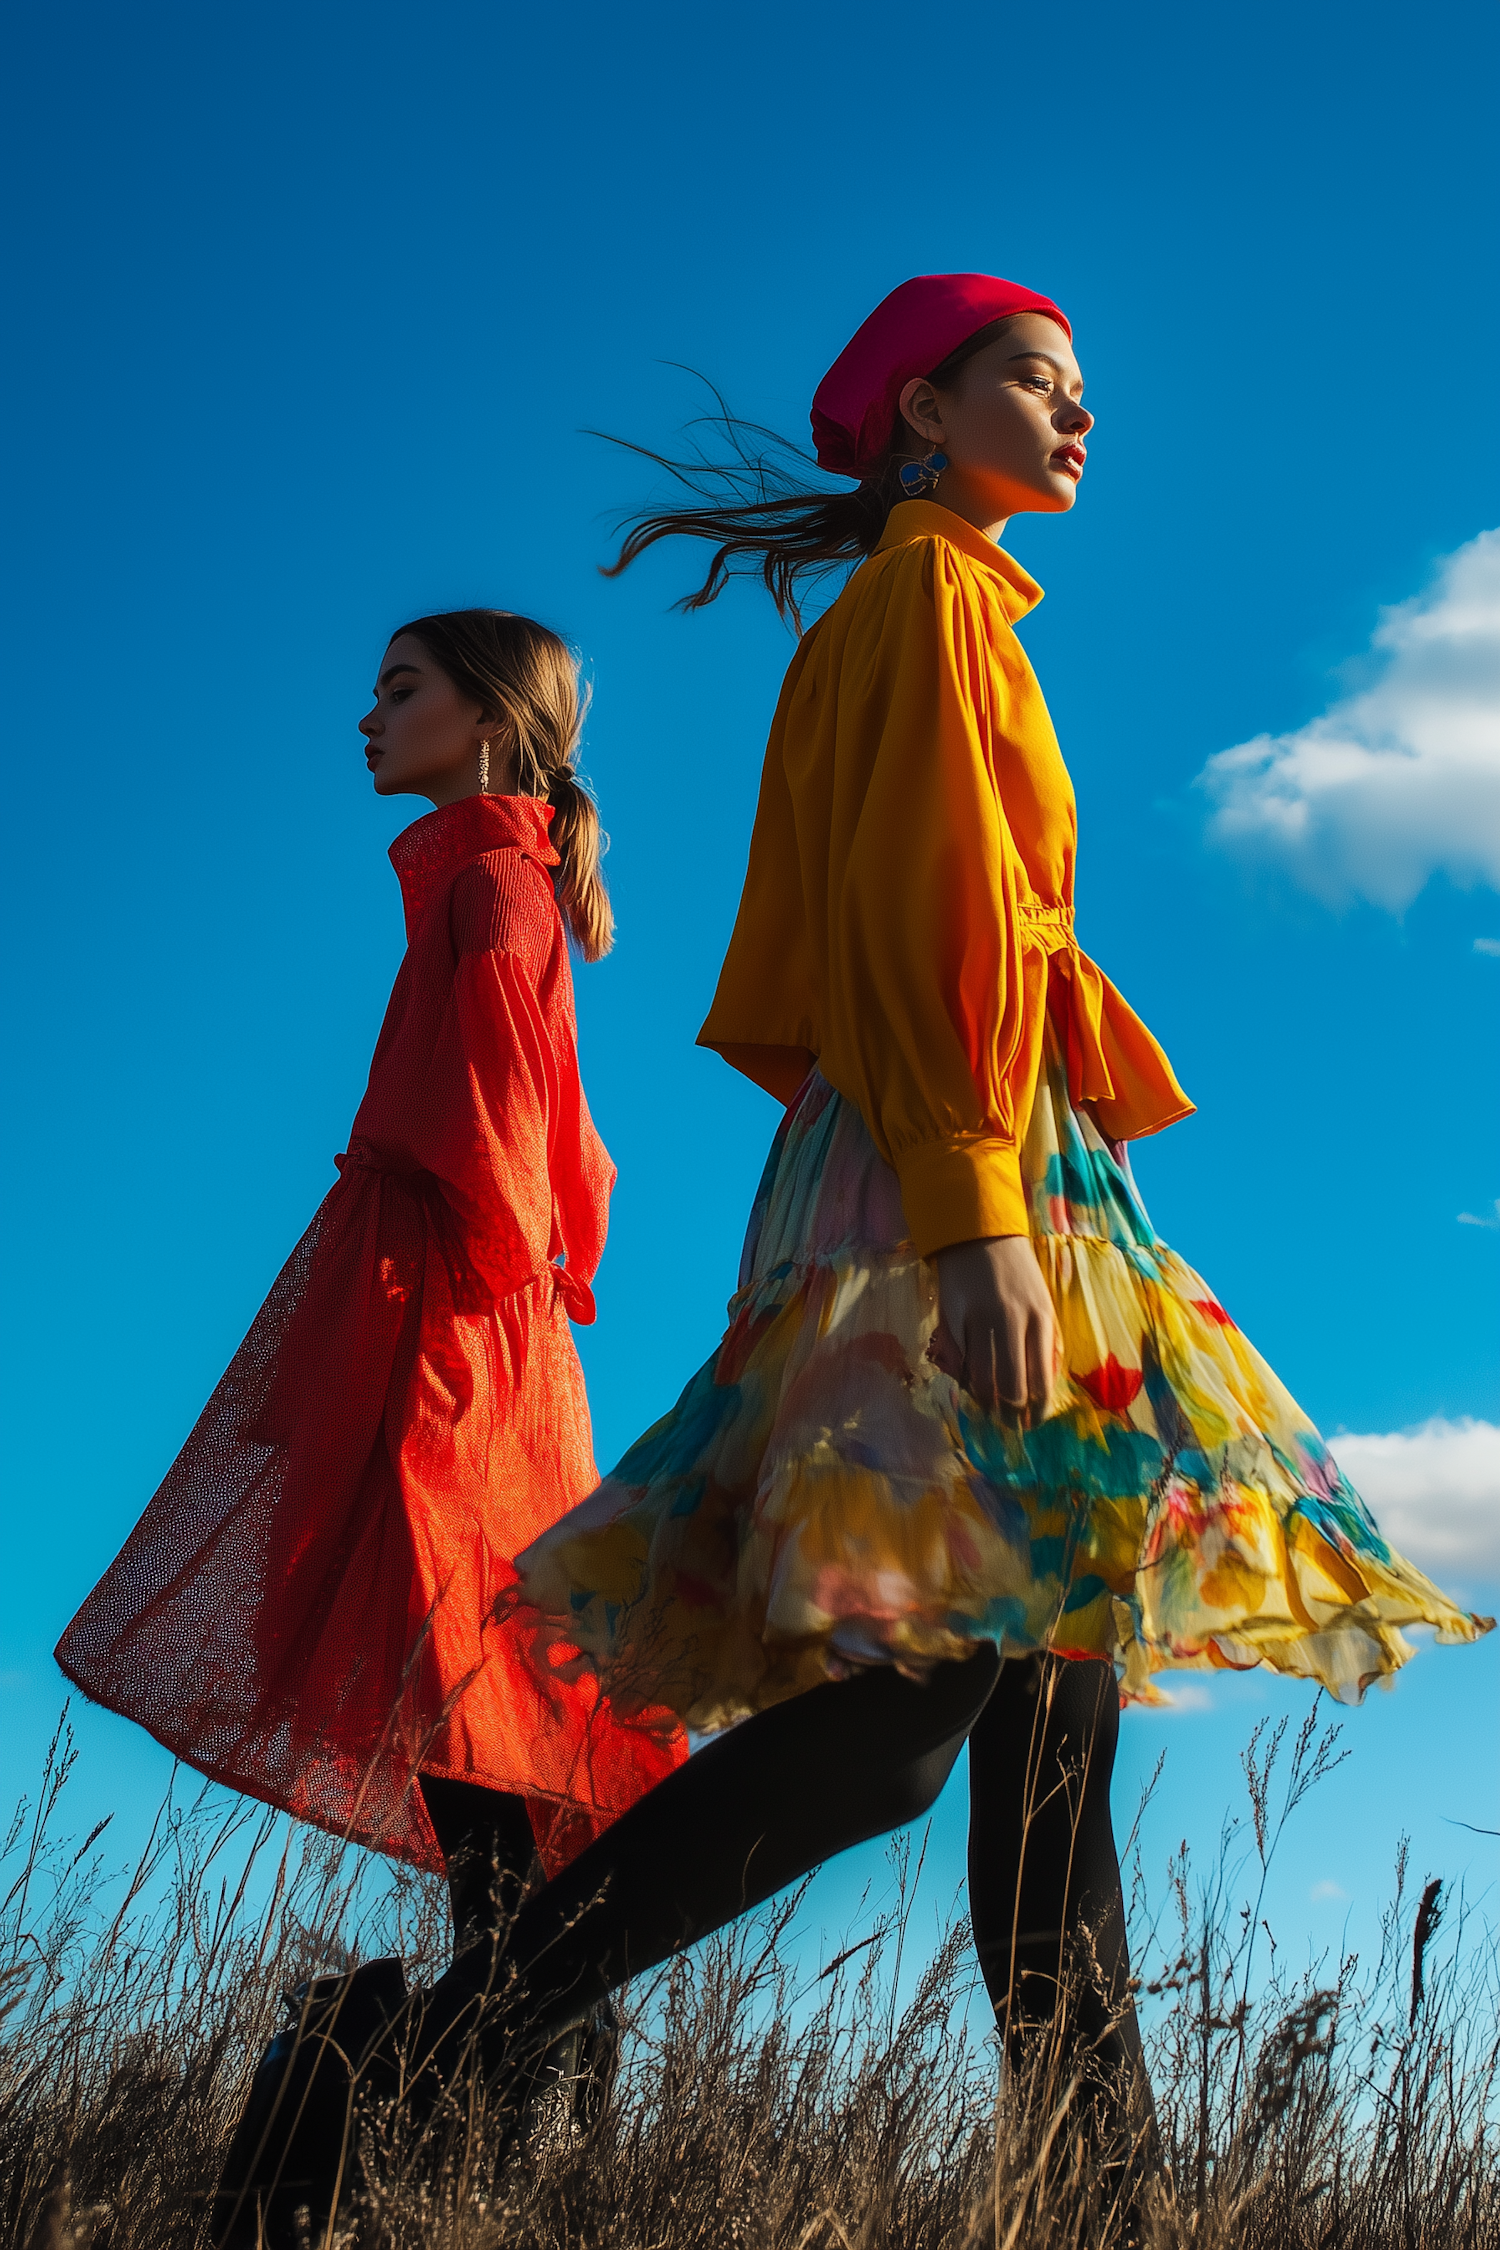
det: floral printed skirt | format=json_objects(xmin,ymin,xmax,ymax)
[{"xmin": 515, "ymin": 1025, "xmax": 1490, "ymax": 1734}]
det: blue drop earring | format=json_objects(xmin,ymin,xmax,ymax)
[{"xmin": 898, "ymin": 446, "xmax": 948, "ymax": 498}]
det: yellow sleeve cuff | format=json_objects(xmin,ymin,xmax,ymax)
[{"xmin": 893, "ymin": 1137, "xmax": 1030, "ymax": 1258}]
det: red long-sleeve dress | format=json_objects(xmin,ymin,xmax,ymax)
[{"xmin": 55, "ymin": 793, "xmax": 684, "ymax": 1873}]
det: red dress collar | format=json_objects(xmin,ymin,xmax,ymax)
[{"xmin": 389, "ymin": 794, "xmax": 558, "ymax": 935}]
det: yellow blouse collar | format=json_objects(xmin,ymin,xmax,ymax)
[{"xmin": 874, "ymin": 499, "xmax": 1043, "ymax": 622}]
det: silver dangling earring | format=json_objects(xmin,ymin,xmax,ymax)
[
  {"xmin": 477, "ymin": 739, "xmax": 490, "ymax": 793},
  {"xmin": 898, "ymin": 445, "xmax": 948, "ymax": 499}
]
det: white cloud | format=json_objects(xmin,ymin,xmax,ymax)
[
  {"xmin": 1159, "ymin": 1680, "xmax": 1215, "ymax": 1714},
  {"xmin": 1475, "ymin": 937, "xmax": 1500, "ymax": 955},
  {"xmin": 1197, "ymin": 529, "xmax": 1500, "ymax": 909},
  {"xmin": 1328, "ymin": 1418, "xmax": 1500, "ymax": 1584},
  {"xmin": 1458, "ymin": 1201, "xmax": 1500, "ymax": 1231},
  {"xmin": 1310, "ymin": 1879, "xmax": 1349, "ymax": 1902}
]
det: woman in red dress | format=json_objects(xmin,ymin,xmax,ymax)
[{"xmin": 55, "ymin": 608, "xmax": 683, "ymax": 1961}]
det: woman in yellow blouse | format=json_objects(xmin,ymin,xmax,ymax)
[{"xmin": 403, "ymin": 278, "xmax": 1486, "ymax": 2197}]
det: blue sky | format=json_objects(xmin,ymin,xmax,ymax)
[{"xmin": 4, "ymin": 0, "xmax": 1497, "ymax": 1986}]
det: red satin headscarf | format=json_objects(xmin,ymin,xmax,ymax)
[{"xmin": 810, "ymin": 273, "xmax": 1072, "ymax": 480}]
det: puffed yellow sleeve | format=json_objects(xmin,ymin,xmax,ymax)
[{"xmin": 817, "ymin": 538, "xmax": 1046, "ymax": 1254}]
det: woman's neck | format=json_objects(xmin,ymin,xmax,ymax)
[{"xmin": 930, "ymin": 472, "xmax": 1010, "ymax": 545}]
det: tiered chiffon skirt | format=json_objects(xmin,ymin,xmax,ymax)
[{"xmin": 516, "ymin": 1025, "xmax": 1489, "ymax": 1732}]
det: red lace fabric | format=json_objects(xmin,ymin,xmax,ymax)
[{"xmin": 55, "ymin": 795, "xmax": 685, "ymax": 1874}]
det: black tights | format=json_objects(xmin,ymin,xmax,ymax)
[
  {"xmin": 418, "ymin": 1775, "xmax": 537, "ymax": 1960},
  {"xmin": 967, "ymin": 1653, "xmax": 1144, "ymax": 2082},
  {"xmin": 435, "ymin": 1647, "xmax": 1144, "ymax": 2093}
]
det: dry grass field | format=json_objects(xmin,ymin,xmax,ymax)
[{"xmin": 4, "ymin": 1707, "xmax": 1496, "ymax": 2250}]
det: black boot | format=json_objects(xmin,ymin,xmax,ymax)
[
  {"xmin": 361, "ymin": 1954, "xmax": 606, "ymax": 2183},
  {"xmin": 1004, "ymin": 2014, "xmax": 1164, "ymax": 2250},
  {"xmin": 525, "ymin": 1993, "xmax": 622, "ymax": 2144},
  {"xmin": 211, "ymin": 1956, "xmax": 408, "ymax": 2250},
  {"xmin": 570, "ymin": 1993, "xmax": 621, "ymax": 2133}
]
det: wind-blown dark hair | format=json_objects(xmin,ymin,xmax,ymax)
[{"xmin": 599, "ymin": 323, "xmax": 1014, "ymax": 634}]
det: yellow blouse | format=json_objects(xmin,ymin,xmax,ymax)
[{"xmin": 699, "ymin": 499, "xmax": 1193, "ymax": 1256}]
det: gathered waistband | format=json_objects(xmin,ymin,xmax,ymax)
[
  {"xmin": 1016, "ymin": 900, "xmax": 1077, "ymax": 957},
  {"xmin": 332, "ymin": 1143, "xmax": 596, "ymax": 1323}
]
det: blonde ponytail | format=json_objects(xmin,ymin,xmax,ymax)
[
  {"xmin": 391, "ymin": 608, "xmax": 614, "ymax": 960},
  {"xmin": 545, "ymin": 766, "xmax": 613, "ymax": 962}
]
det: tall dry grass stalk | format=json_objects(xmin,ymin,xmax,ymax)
[{"xmin": 3, "ymin": 1704, "xmax": 1496, "ymax": 2249}]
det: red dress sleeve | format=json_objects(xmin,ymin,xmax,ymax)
[{"xmin": 352, "ymin": 849, "xmax": 614, "ymax": 1317}]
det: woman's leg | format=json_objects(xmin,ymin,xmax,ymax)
[
  {"xmin": 418, "ymin": 1775, "xmax": 538, "ymax": 1960},
  {"xmin": 439, "ymin": 1645, "xmax": 1001, "ymax": 2053},
  {"xmin": 966, "ymin": 1655, "xmax": 1150, "ymax": 2087}
]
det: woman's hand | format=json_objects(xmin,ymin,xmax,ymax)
[{"xmin": 932, "ymin": 1235, "xmax": 1060, "ymax": 1424}]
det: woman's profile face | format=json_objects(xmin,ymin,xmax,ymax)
[
  {"xmin": 900, "ymin": 313, "xmax": 1093, "ymax": 527},
  {"xmin": 358, "ymin": 634, "xmax": 494, "ymax": 806}
]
